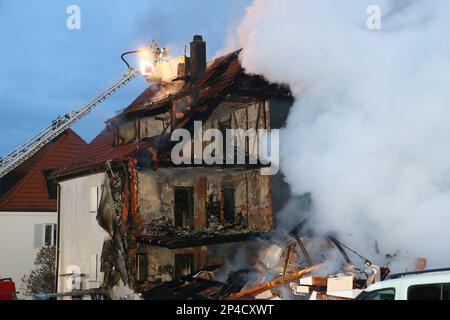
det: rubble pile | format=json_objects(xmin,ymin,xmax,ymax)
[{"xmin": 141, "ymin": 230, "xmax": 428, "ymax": 301}]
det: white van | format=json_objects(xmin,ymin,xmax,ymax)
[{"xmin": 356, "ymin": 269, "xmax": 450, "ymax": 300}]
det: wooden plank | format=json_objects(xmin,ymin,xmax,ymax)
[
  {"xmin": 226, "ymin": 263, "xmax": 324, "ymax": 300},
  {"xmin": 315, "ymin": 293, "xmax": 353, "ymax": 301},
  {"xmin": 281, "ymin": 244, "xmax": 293, "ymax": 283},
  {"xmin": 299, "ymin": 276, "xmax": 328, "ymax": 287}
]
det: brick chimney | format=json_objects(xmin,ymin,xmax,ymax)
[{"xmin": 190, "ymin": 35, "xmax": 206, "ymax": 84}]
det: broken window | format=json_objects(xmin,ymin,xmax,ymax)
[
  {"xmin": 206, "ymin": 194, "xmax": 221, "ymax": 222},
  {"xmin": 174, "ymin": 187, "xmax": 194, "ymax": 228},
  {"xmin": 174, "ymin": 254, "xmax": 194, "ymax": 278},
  {"xmin": 223, "ymin": 187, "xmax": 236, "ymax": 224},
  {"xmin": 136, "ymin": 254, "xmax": 148, "ymax": 283}
]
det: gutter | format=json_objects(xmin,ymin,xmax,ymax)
[{"xmin": 54, "ymin": 184, "xmax": 61, "ymax": 294}]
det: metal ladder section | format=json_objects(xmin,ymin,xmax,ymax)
[{"xmin": 0, "ymin": 68, "xmax": 139, "ymax": 179}]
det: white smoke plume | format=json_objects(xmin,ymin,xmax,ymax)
[{"xmin": 233, "ymin": 0, "xmax": 450, "ymax": 268}]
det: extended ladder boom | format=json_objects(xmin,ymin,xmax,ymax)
[{"xmin": 0, "ymin": 68, "xmax": 139, "ymax": 179}]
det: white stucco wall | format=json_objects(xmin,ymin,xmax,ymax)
[
  {"xmin": 57, "ymin": 172, "xmax": 134, "ymax": 299},
  {"xmin": 58, "ymin": 173, "xmax": 108, "ymax": 294},
  {"xmin": 0, "ymin": 211, "xmax": 57, "ymax": 299}
]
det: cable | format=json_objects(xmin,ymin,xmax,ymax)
[{"xmin": 333, "ymin": 237, "xmax": 372, "ymax": 265}]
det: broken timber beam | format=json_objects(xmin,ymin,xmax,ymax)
[
  {"xmin": 293, "ymin": 235, "xmax": 313, "ymax": 267},
  {"xmin": 282, "ymin": 244, "xmax": 293, "ymax": 283},
  {"xmin": 329, "ymin": 236, "xmax": 352, "ymax": 264},
  {"xmin": 299, "ymin": 276, "xmax": 328, "ymax": 287},
  {"xmin": 226, "ymin": 263, "xmax": 324, "ymax": 300}
]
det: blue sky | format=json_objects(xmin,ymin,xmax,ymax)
[{"xmin": 0, "ymin": 0, "xmax": 251, "ymax": 154}]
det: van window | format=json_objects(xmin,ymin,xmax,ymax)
[
  {"xmin": 408, "ymin": 283, "xmax": 450, "ymax": 300},
  {"xmin": 357, "ymin": 288, "xmax": 396, "ymax": 300}
]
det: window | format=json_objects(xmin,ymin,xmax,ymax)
[
  {"xmin": 175, "ymin": 254, "xmax": 194, "ymax": 278},
  {"xmin": 136, "ymin": 254, "xmax": 148, "ymax": 282},
  {"xmin": 357, "ymin": 288, "xmax": 396, "ymax": 300},
  {"xmin": 34, "ymin": 224, "xmax": 57, "ymax": 248},
  {"xmin": 90, "ymin": 186, "xmax": 101, "ymax": 213},
  {"xmin": 223, "ymin": 187, "xmax": 236, "ymax": 224},
  {"xmin": 408, "ymin": 283, "xmax": 450, "ymax": 300},
  {"xmin": 174, "ymin": 187, "xmax": 194, "ymax": 228},
  {"xmin": 44, "ymin": 224, "xmax": 57, "ymax": 247}
]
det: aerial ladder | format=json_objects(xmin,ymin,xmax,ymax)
[{"xmin": 0, "ymin": 41, "xmax": 169, "ymax": 179}]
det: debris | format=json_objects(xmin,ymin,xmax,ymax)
[
  {"xmin": 311, "ymin": 292, "xmax": 354, "ymax": 301},
  {"xmin": 35, "ymin": 288, "xmax": 112, "ymax": 300},
  {"xmin": 254, "ymin": 290, "xmax": 274, "ymax": 300},
  {"xmin": 282, "ymin": 244, "xmax": 293, "ymax": 282},
  {"xmin": 363, "ymin": 263, "xmax": 381, "ymax": 286},
  {"xmin": 226, "ymin": 263, "xmax": 324, "ymax": 300},
  {"xmin": 259, "ymin": 245, "xmax": 284, "ymax": 270},
  {"xmin": 326, "ymin": 289, "xmax": 363, "ymax": 300},
  {"xmin": 416, "ymin": 258, "xmax": 427, "ymax": 271},
  {"xmin": 326, "ymin": 276, "xmax": 354, "ymax": 292},
  {"xmin": 293, "ymin": 285, "xmax": 314, "ymax": 295},
  {"xmin": 299, "ymin": 276, "xmax": 328, "ymax": 287}
]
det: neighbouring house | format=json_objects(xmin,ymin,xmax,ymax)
[
  {"xmin": 53, "ymin": 35, "xmax": 293, "ymax": 298},
  {"xmin": 0, "ymin": 129, "xmax": 86, "ymax": 298}
]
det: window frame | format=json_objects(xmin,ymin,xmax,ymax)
[
  {"xmin": 136, "ymin": 253, "xmax": 148, "ymax": 283},
  {"xmin": 174, "ymin": 253, "xmax": 194, "ymax": 279},
  {"xmin": 407, "ymin": 282, "xmax": 450, "ymax": 301},
  {"xmin": 174, "ymin": 187, "xmax": 194, "ymax": 228},
  {"xmin": 44, "ymin": 223, "xmax": 57, "ymax": 247},
  {"xmin": 90, "ymin": 186, "xmax": 102, "ymax": 213}
]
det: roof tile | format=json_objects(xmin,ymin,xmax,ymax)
[{"xmin": 0, "ymin": 129, "xmax": 87, "ymax": 211}]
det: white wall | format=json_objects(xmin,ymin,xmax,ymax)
[
  {"xmin": 0, "ymin": 211, "xmax": 57, "ymax": 299},
  {"xmin": 58, "ymin": 172, "xmax": 134, "ymax": 299},
  {"xmin": 58, "ymin": 173, "xmax": 108, "ymax": 295}
]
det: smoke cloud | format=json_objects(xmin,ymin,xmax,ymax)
[{"xmin": 233, "ymin": 0, "xmax": 450, "ymax": 268}]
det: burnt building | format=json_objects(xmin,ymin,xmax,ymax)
[{"xmin": 53, "ymin": 36, "xmax": 293, "ymax": 297}]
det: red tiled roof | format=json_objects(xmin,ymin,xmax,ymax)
[
  {"xmin": 0, "ymin": 129, "xmax": 87, "ymax": 211},
  {"xmin": 73, "ymin": 128, "xmax": 115, "ymax": 165},
  {"xmin": 57, "ymin": 128, "xmax": 152, "ymax": 174}
]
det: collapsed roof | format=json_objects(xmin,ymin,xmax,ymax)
[{"xmin": 54, "ymin": 50, "xmax": 292, "ymax": 180}]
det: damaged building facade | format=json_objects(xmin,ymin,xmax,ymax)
[{"xmin": 53, "ymin": 36, "xmax": 293, "ymax": 297}]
